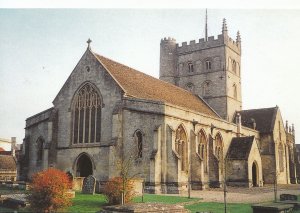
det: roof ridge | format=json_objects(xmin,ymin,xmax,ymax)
[
  {"xmin": 93, "ymin": 52, "xmax": 201, "ymax": 96},
  {"xmin": 92, "ymin": 51, "xmax": 218, "ymax": 118},
  {"xmin": 239, "ymin": 106, "xmax": 277, "ymax": 112}
]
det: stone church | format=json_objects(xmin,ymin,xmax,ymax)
[{"xmin": 20, "ymin": 18, "xmax": 298, "ymax": 193}]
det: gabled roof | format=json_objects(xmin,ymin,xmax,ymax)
[
  {"xmin": 235, "ymin": 107, "xmax": 278, "ymax": 133},
  {"xmin": 92, "ymin": 52, "xmax": 219, "ymax": 118},
  {"xmin": 226, "ymin": 136, "xmax": 255, "ymax": 160},
  {"xmin": 0, "ymin": 155, "xmax": 16, "ymax": 170}
]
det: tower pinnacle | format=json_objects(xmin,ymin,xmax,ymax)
[
  {"xmin": 236, "ymin": 31, "xmax": 241, "ymax": 43},
  {"xmin": 222, "ymin": 18, "xmax": 228, "ymax": 34}
]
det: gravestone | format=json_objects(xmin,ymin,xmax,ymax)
[{"xmin": 82, "ymin": 175, "xmax": 96, "ymax": 194}]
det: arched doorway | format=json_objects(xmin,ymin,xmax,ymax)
[
  {"xmin": 252, "ymin": 162, "xmax": 258, "ymax": 187},
  {"xmin": 76, "ymin": 154, "xmax": 93, "ymax": 177}
]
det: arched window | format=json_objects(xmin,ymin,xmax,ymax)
[
  {"xmin": 202, "ymin": 81, "xmax": 212, "ymax": 97},
  {"xmin": 232, "ymin": 60, "xmax": 237, "ymax": 73},
  {"xmin": 175, "ymin": 125, "xmax": 188, "ymax": 172},
  {"xmin": 233, "ymin": 84, "xmax": 237, "ymax": 99},
  {"xmin": 198, "ymin": 130, "xmax": 207, "ymax": 172},
  {"xmin": 72, "ymin": 83, "xmax": 102, "ymax": 144},
  {"xmin": 206, "ymin": 60, "xmax": 212, "ymax": 70},
  {"xmin": 134, "ymin": 130, "xmax": 143, "ymax": 159},
  {"xmin": 188, "ymin": 62, "xmax": 194, "ymax": 72},
  {"xmin": 278, "ymin": 143, "xmax": 284, "ymax": 172},
  {"xmin": 36, "ymin": 137, "xmax": 44, "ymax": 162},
  {"xmin": 215, "ymin": 133, "xmax": 223, "ymax": 160},
  {"xmin": 186, "ymin": 82, "xmax": 195, "ymax": 93}
]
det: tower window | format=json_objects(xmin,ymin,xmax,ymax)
[
  {"xmin": 233, "ymin": 84, "xmax": 237, "ymax": 99},
  {"xmin": 186, "ymin": 82, "xmax": 195, "ymax": 93},
  {"xmin": 202, "ymin": 80, "xmax": 212, "ymax": 97},
  {"xmin": 72, "ymin": 83, "xmax": 102, "ymax": 144},
  {"xmin": 188, "ymin": 62, "xmax": 194, "ymax": 72},
  {"xmin": 206, "ymin": 60, "xmax": 212, "ymax": 70},
  {"xmin": 232, "ymin": 60, "xmax": 237, "ymax": 73}
]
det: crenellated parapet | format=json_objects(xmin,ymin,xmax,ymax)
[{"xmin": 176, "ymin": 34, "xmax": 240, "ymax": 55}]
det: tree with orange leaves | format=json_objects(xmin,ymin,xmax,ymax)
[{"xmin": 28, "ymin": 168, "xmax": 72, "ymax": 212}]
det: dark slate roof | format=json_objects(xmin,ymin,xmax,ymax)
[
  {"xmin": 234, "ymin": 107, "xmax": 278, "ymax": 133},
  {"xmin": 0, "ymin": 155, "xmax": 16, "ymax": 170},
  {"xmin": 93, "ymin": 52, "xmax": 219, "ymax": 118},
  {"xmin": 226, "ymin": 136, "xmax": 255, "ymax": 160}
]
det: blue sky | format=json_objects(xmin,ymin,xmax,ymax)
[{"xmin": 0, "ymin": 9, "xmax": 300, "ymax": 143}]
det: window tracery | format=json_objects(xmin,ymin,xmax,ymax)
[
  {"xmin": 72, "ymin": 83, "xmax": 101, "ymax": 144},
  {"xmin": 175, "ymin": 125, "xmax": 188, "ymax": 172},
  {"xmin": 198, "ymin": 130, "xmax": 207, "ymax": 172}
]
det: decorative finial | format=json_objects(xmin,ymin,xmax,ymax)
[
  {"xmin": 236, "ymin": 31, "xmax": 241, "ymax": 43},
  {"xmin": 87, "ymin": 38, "xmax": 92, "ymax": 49},
  {"xmin": 286, "ymin": 120, "xmax": 289, "ymax": 132},
  {"xmin": 222, "ymin": 18, "xmax": 228, "ymax": 34}
]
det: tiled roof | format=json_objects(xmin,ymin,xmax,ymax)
[
  {"xmin": 226, "ymin": 136, "xmax": 254, "ymax": 160},
  {"xmin": 0, "ymin": 155, "xmax": 16, "ymax": 170},
  {"xmin": 235, "ymin": 107, "xmax": 278, "ymax": 133},
  {"xmin": 93, "ymin": 53, "xmax": 219, "ymax": 118}
]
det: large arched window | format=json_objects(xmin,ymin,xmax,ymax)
[
  {"xmin": 72, "ymin": 83, "xmax": 102, "ymax": 144},
  {"xmin": 175, "ymin": 124, "xmax": 188, "ymax": 172},
  {"xmin": 198, "ymin": 130, "xmax": 207, "ymax": 172},
  {"xmin": 134, "ymin": 130, "xmax": 143, "ymax": 159},
  {"xmin": 278, "ymin": 143, "xmax": 284, "ymax": 172}
]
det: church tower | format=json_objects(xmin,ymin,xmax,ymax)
[{"xmin": 159, "ymin": 17, "xmax": 242, "ymax": 122}]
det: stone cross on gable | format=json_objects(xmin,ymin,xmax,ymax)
[{"xmin": 87, "ymin": 38, "xmax": 92, "ymax": 48}]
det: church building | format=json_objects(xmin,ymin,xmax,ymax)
[{"xmin": 20, "ymin": 18, "xmax": 297, "ymax": 193}]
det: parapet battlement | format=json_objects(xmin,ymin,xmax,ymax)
[{"xmin": 161, "ymin": 18, "xmax": 241, "ymax": 55}]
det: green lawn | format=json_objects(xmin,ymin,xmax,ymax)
[
  {"xmin": 67, "ymin": 192, "xmax": 107, "ymax": 213},
  {"xmin": 1, "ymin": 192, "xmax": 300, "ymax": 213},
  {"xmin": 134, "ymin": 194, "xmax": 200, "ymax": 204}
]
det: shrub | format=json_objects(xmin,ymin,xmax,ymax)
[
  {"xmin": 103, "ymin": 177, "xmax": 136, "ymax": 205},
  {"xmin": 28, "ymin": 168, "xmax": 72, "ymax": 212}
]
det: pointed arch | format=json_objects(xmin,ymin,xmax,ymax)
[
  {"xmin": 73, "ymin": 152, "xmax": 96, "ymax": 177},
  {"xmin": 215, "ymin": 132, "xmax": 223, "ymax": 160},
  {"xmin": 202, "ymin": 80, "xmax": 212, "ymax": 97},
  {"xmin": 133, "ymin": 129, "xmax": 144, "ymax": 159},
  {"xmin": 71, "ymin": 82, "xmax": 103, "ymax": 144},
  {"xmin": 233, "ymin": 83, "xmax": 237, "ymax": 99},
  {"xmin": 198, "ymin": 129, "xmax": 208, "ymax": 172},
  {"xmin": 36, "ymin": 136, "xmax": 45, "ymax": 163},
  {"xmin": 175, "ymin": 124, "xmax": 188, "ymax": 172}
]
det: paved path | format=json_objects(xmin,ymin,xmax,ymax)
[{"xmin": 178, "ymin": 184, "xmax": 300, "ymax": 203}]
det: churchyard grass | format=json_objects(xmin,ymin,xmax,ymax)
[
  {"xmin": 1, "ymin": 192, "xmax": 300, "ymax": 212},
  {"xmin": 134, "ymin": 194, "xmax": 200, "ymax": 204},
  {"xmin": 67, "ymin": 192, "xmax": 107, "ymax": 213}
]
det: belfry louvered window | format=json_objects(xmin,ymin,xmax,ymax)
[{"xmin": 72, "ymin": 83, "xmax": 101, "ymax": 144}]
